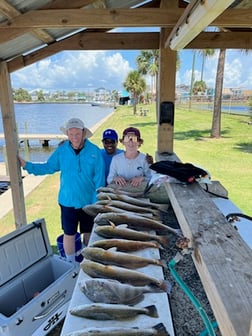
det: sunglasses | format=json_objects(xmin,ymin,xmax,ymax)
[
  {"xmin": 123, "ymin": 135, "xmax": 138, "ymax": 143},
  {"xmin": 103, "ymin": 139, "xmax": 116, "ymax": 145}
]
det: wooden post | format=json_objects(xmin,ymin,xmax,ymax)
[
  {"xmin": 157, "ymin": 27, "xmax": 177, "ymax": 154},
  {"xmin": 0, "ymin": 61, "xmax": 27, "ymax": 227}
]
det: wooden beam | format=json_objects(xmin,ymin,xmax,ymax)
[
  {"xmin": 187, "ymin": 31, "xmax": 252, "ymax": 49},
  {"xmin": 3, "ymin": 8, "xmax": 183, "ymax": 29},
  {"xmin": 164, "ymin": 181, "xmax": 252, "ymax": 336},
  {"xmin": 7, "ymin": 32, "xmax": 159, "ymax": 73},
  {"xmin": 0, "ymin": 0, "xmax": 54, "ymax": 44},
  {"xmin": 1, "ymin": 8, "xmax": 251, "ymax": 31},
  {"xmin": 166, "ymin": 0, "xmax": 234, "ymax": 50},
  {"xmin": 0, "ymin": 62, "xmax": 27, "ymax": 228}
]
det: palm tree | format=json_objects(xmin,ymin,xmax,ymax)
[
  {"xmin": 136, "ymin": 50, "xmax": 159, "ymax": 101},
  {"xmin": 211, "ymin": 48, "xmax": 226, "ymax": 138},
  {"xmin": 199, "ymin": 49, "xmax": 215, "ymax": 81},
  {"xmin": 189, "ymin": 50, "xmax": 196, "ymax": 110},
  {"xmin": 123, "ymin": 70, "xmax": 146, "ymax": 115},
  {"xmin": 137, "ymin": 50, "xmax": 181, "ymax": 102}
]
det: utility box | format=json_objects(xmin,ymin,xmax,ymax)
[
  {"xmin": 157, "ymin": 101, "xmax": 174, "ymax": 154},
  {"xmin": 0, "ymin": 218, "xmax": 79, "ymax": 336}
]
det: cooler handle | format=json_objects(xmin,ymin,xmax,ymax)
[{"xmin": 32, "ymin": 290, "xmax": 66, "ymax": 321}]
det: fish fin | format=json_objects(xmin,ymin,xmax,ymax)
[
  {"xmin": 153, "ymin": 323, "xmax": 170, "ymax": 336},
  {"xmin": 108, "ymin": 247, "xmax": 118, "ymax": 252},
  {"xmin": 144, "ymin": 305, "xmax": 159, "ymax": 318},
  {"xmin": 159, "ymin": 280, "xmax": 172, "ymax": 294},
  {"xmin": 117, "ymin": 224, "xmax": 129, "ymax": 229},
  {"xmin": 159, "ymin": 259, "xmax": 168, "ymax": 269},
  {"xmin": 108, "ymin": 220, "xmax": 116, "ymax": 228}
]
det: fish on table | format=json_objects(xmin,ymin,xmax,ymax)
[
  {"xmin": 79, "ymin": 278, "xmax": 165, "ymax": 304},
  {"xmin": 94, "ymin": 212, "xmax": 182, "ymax": 236},
  {"xmin": 97, "ymin": 186, "xmax": 145, "ymax": 198},
  {"xmin": 94, "ymin": 224, "xmax": 169, "ymax": 247},
  {"xmin": 90, "ymin": 238, "xmax": 163, "ymax": 252},
  {"xmin": 81, "ymin": 260, "xmax": 171, "ymax": 292},
  {"xmin": 97, "ymin": 191, "xmax": 167, "ymax": 210},
  {"xmin": 96, "ymin": 199, "xmax": 161, "ymax": 217},
  {"xmin": 64, "ymin": 323, "xmax": 170, "ymax": 336},
  {"xmin": 82, "ymin": 247, "xmax": 167, "ymax": 269},
  {"xmin": 70, "ymin": 303, "xmax": 158, "ymax": 320},
  {"xmin": 83, "ymin": 204, "xmax": 154, "ymax": 219}
]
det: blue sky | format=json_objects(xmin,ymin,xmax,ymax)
[{"xmin": 10, "ymin": 28, "xmax": 252, "ymax": 93}]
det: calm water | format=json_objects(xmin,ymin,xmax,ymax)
[{"xmin": 0, "ymin": 103, "xmax": 113, "ymax": 162}]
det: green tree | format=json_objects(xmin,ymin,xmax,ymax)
[
  {"xmin": 123, "ymin": 70, "xmax": 146, "ymax": 115},
  {"xmin": 13, "ymin": 88, "xmax": 32, "ymax": 102},
  {"xmin": 137, "ymin": 50, "xmax": 180, "ymax": 102},
  {"xmin": 36, "ymin": 89, "xmax": 45, "ymax": 102},
  {"xmin": 136, "ymin": 50, "xmax": 158, "ymax": 100},
  {"xmin": 193, "ymin": 80, "xmax": 207, "ymax": 95}
]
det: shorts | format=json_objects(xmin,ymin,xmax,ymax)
[{"xmin": 60, "ymin": 204, "xmax": 94, "ymax": 235}]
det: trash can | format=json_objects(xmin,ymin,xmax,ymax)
[{"xmin": 57, "ymin": 232, "xmax": 83, "ymax": 262}]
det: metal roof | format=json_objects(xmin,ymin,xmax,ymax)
[{"xmin": 0, "ymin": 0, "xmax": 252, "ymax": 71}]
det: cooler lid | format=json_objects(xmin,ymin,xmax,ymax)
[{"xmin": 0, "ymin": 218, "xmax": 53, "ymax": 286}]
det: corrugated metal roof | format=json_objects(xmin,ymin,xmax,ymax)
[{"xmin": 0, "ymin": 0, "xmax": 251, "ymax": 70}]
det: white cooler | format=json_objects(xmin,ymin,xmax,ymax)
[{"xmin": 0, "ymin": 218, "xmax": 79, "ymax": 336}]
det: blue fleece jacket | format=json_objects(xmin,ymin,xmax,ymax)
[{"xmin": 24, "ymin": 139, "xmax": 105, "ymax": 208}]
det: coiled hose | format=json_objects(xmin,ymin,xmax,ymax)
[{"xmin": 168, "ymin": 256, "xmax": 218, "ymax": 336}]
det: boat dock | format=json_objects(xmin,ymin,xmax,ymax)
[{"xmin": 0, "ymin": 133, "xmax": 67, "ymax": 147}]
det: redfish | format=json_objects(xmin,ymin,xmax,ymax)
[
  {"xmin": 94, "ymin": 224, "xmax": 169, "ymax": 247},
  {"xmin": 90, "ymin": 238, "xmax": 163, "ymax": 252},
  {"xmin": 94, "ymin": 212, "xmax": 182, "ymax": 236},
  {"xmin": 81, "ymin": 260, "xmax": 171, "ymax": 292},
  {"xmin": 82, "ymin": 247, "xmax": 167, "ymax": 269}
]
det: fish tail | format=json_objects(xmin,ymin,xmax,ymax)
[
  {"xmin": 159, "ymin": 280, "xmax": 172, "ymax": 294},
  {"xmin": 153, "ymin": 322, "xmax": 170, "ymax": 336},
  {"xmin": 145, "ymin": 305, "xmax": 159, "ymax": 318},
  {"xmin": 160, "ymin": 259, "xmax": 168, "ymax": 269},
  {"xmin": 152, "ymin": 241, "xmax": 164, "ymax": 250},
  {"xmin": 158, "ymin": 236, "xmax": 169, "ymax": 247}
]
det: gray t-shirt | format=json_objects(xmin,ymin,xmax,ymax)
[{"xmin": 107, "ymin": 152, "xmax": 152, "ymax": 185}]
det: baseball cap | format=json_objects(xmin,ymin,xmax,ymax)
[
  {"xmin": 123, "ymin": 127, "xmax": 141, "ymax": 139},
  {"xmin": 102, "ymin": 129, "xmax": 118, "ymax": 141},
  {"xmin": 60, "ymin": 118, "xmax": 93, "ymax": 138}
]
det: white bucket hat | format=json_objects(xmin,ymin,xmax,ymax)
[{"xmin": 60, "ymin": 118, "xmax": 93, "ymax": 138}]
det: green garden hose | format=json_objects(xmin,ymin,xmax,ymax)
[{"xmin": 168, "ymin": 255, "xmax": 218, "ymax": 336}]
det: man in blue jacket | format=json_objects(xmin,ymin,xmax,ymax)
[{"xmin": 19, "ymin": 118, "xmax": 105, "ymax": 263}]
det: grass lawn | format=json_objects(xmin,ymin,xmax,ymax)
[{"xmin": 0, "ymin": 103, "xmax": 251, "ymax": 251}]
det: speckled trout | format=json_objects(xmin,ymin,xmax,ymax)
[
  {"xmin": 81, "ymin": 260, "xmax": 171, "ymax": 292},
  {"xmin": 70, "ymin": 303, "xmax": 158, "ymax": 320},
  {"xmin": 82, "ymin": 247, "xmax": 167, "ymax": 269},
  {"xmin": 65, "ymin": 323, "xmax": 170, "ymax": 336}
]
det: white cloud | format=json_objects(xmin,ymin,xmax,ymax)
[
  {"xmin": 11, "ymin": 51, "xmax": 133, "ymax": 92},
  {"xmin": 177, "ymin": 49, "xmax": 252, "ymax": 90},
  {"xmin": 10, "ymin": 49, "xmax": 252, "ymax": 92}
]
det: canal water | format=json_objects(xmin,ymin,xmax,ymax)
[{"xmin": 0, "ymin": 103, "xmax": 113, "ymax": 163}]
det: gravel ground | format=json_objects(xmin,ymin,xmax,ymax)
[{"xmin": 48, "ymin": 206, "xmax": 220, "ymax": 336}]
